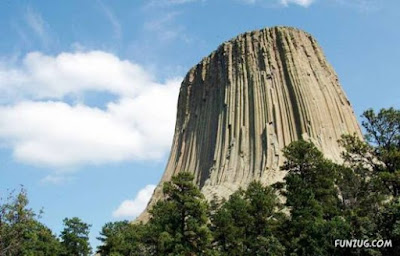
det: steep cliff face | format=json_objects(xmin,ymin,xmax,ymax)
[{"xmin": 137, "ymin": 26, "xmax": 362, "ymax": 221}]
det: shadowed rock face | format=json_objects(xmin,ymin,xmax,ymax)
[{"xmin": 137, "ymin": 26, "xmax": 362, "ymax": 222}]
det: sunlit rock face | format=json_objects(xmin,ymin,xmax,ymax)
[{"xmin": 137, "ymin": 26, "xmax": 362, "ymax": 222}]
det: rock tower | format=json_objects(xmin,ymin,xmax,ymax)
[{"xmin": 137, "ymin": 26, "xmax": 362, "ymax": 221}]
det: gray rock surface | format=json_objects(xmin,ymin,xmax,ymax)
[{"xmin": 136, "ymin": 26, "xmax": 362, "ymax": 222}]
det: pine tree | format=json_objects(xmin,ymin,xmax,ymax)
[
  {"xmin": 211, "ymin": 182, "xmax": 284, "ymax": 256},
  {"xmin": 338, "ymin": 108, "xmax": 400, "ymax": 255},
  {"xmin": 277, "ymin": 140, "xmax": 348, "ymax": 255},
  {"xmin": 97, "ymin": 221, "xmax": 147, "ymax": 256},
  {"xmin": 145, "ymin": 172, "xmax": 213, "ymax": 256},
  {"xmin": 60, "ymin": 217, "xmax": 92, "ymax": 256}
]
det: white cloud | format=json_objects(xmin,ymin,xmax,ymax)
[
  {"xmin": 98, "ymin": 0, "xmax": 122, "ymax": 40},
  {"xmin": 144, "ymin": 12, "xmax": 185, "ymax": 42},
  {"xmin": 147, "ymin": 0, "xmax": 200, "ymax": 7},
  {"xmin": 167, "ymin": 0, "xmax": 199, "ymax": 3},
  {"xmin": 25, "ymin": 7, "xmax": 50, "ymax": 45},
  {"xmin": 238, "ymin": 0, "xmax": 256, "ymax": 3},
  {"xmin": 239, "ymin": 0, "xmax": 379, "ymax": 8},
  {"xmin": 113, "ymin": 184, "xmax": 156, "ymax": 218},
  {"xmin": 237, "ymin": 0, "xmax": 315, "ymax": 7},
  {"xmin": 0, "ymin": 51, "xmax": 155, "ymax": 101},
  {"xmin": 280, "ymin": 0, "xmax": 314, "ymax": 7},
  {"xmin": 41, "ymin": 174, "xmax": 74, "ymax": 184},
  {"xmin": 144, "ymin": 12, "xmax": 180, "ymax": 31},
  {"xmin": 0, "ymin": 51, "xmax": 180, "ymax": 168}
]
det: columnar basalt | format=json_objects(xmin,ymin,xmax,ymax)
[{"xmin": 137, "ymin": 26, "xmax": 362, "ymax": 221}]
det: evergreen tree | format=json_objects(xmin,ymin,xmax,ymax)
[
  {"xmin": 0, "ymin": 188, "xmax": 61, "ymax": 256},
  {"xmin": 280, "ymin": 140, "xmax": 341, "ymax": 218},
  {"xmin": 97, "ymin": 221, "xmax": 147, "ymax": 256},
  {"xmin": 60, "ymin": 217, "xmax": 92, "ymax": 256},
  {"xmin": 145, "ymin": 172, "xmax": 213, "ymax": 256},
  {"xmin": 277, "ymin": 140, "xmax": 348, "ymax": 255},
  {"xmin": 337, "ymin": 137, "xmax": 383, "ymax": 255},
  {"xmin": 339, "ymin": 108, "xmax": 400, "ymax": 198},
  {"xmin": 22, "ymin": 221, "xmax": 62, "ymax": 256},
  {"xmin": 211, "ymin": 190, "xmax": 252, "ymax": 256},
  {"xmin": 338, "ymin": 107, "xmax": 400, "ymax": 255},
  {"xmin": 377, "ymin": 198, "xmax": 400, "ymax": 255},
  {"xmin": 211, "ymin": 181, "xmax": 284, "ymax": 256},
  {"xmin": 362, "ymin": 108, "xmax": 400, "ymax": 197}
]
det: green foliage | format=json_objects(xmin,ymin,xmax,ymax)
[
  {"xmin": 377, "ymin": 198, "xmax": 400, "ymax": 255},
  {"xmin": 341, "ymin": 108, "xmax": 400, "ymax": 197},
  {"xmin": 97, "ymin": 221, "xmax": 147, "ymax": 256},
  {"xmin": 0, "ymin": 188, "xmax": 61, "ymax": 256},
  {"xmin": 60, "ymin": 217, "xmax": 92, "ymax": 256},
  {"xmin": 362, "ymin": 108, "xmax": 400, "ymax": 151},
  {"xmin": 335, "ymin": 107, "xmax": 400, "ymax": 255},
  {"xmin": 281, "ymin": 140, "xmax": 341, "ymax": 219},
  {"xmin": 94, "ymin": 108, "xmax": 398, "ymax": 255},
  {"xmin": 21, "ymin": 221, "xmax": 62, "ymax": 256},
  {"xmin": 211, "ymin": 182, "xmax": 284, "ymax": 256},
  {"xmin": 145, "ymin": 172, "xmax": 213, "ymax": 256},
  {"xmin": 277, "ymin": 140, "xmax": 347, "ymax": 255},
  {"xmin": 4, "ymin": 107, "xmax": 399, "ymax": 256},
  {"xmin": 363, "ymin": 108, "xmax": 400, "ymax": 197}
]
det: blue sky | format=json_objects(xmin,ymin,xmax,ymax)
[{"xmin": 0, "ymin": 0, "xmax": 399, "ymax": 250}]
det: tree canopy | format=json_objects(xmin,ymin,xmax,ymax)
[
  {"xmin": 2, "ymin": 107, "xmax": 399, "ymax": 255},
  {"xmin": 95, "ymin": 107, "xmax": 399, "ymax": 256}
]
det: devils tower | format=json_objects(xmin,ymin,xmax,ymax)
[{"xmin": 138, "ymin": 26, "xmax": 362, "ymax": 221}]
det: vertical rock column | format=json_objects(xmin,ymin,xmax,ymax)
[{"xmin": 137, "ymin": 26, "xmax": 362, "ymax": 222}]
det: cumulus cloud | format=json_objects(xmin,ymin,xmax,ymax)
[
  {"xmin": 113, "ymin": 184, "xmax": 156, "ymax": 218},
  {"xmin": 0, "ymin": 51, "xmax": 156, "ymax": 101},
  {"xmin": 0, "ymin": 51, "xmax": 180, "ymax": 168}
]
